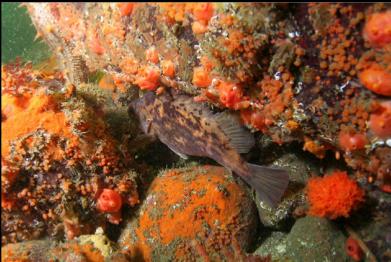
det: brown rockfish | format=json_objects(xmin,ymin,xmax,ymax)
[{"xmin": 129, "ymin": 91, "xmax": 289, "ymax": 208}]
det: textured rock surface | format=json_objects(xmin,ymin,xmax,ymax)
[
  {"xmin": 348, "ymin": 190, "xmax": 391, "ymax": 261},
  {"xmin": 285, "ymin": 216, "xmax": 349, "ymax": 262},
  {"xmin": 25, "ymin": 3, "xmax": 391, "ymax": 190},
  {"xmin": 118, "ymin": 165, "xmax": 258, "ymax": 261},
  {"xmin": 1, "ymin": 230, "xmax": 124, "ymax": 262},
  {"xmin": 255, "ymin": 216, "xmax": 350, "ymax": 261},
  {"xmin": 254, "ymin": 231, "xmax": 289, "ymax": 260},
  {"xmin": 255, "ymin": 152, "xmax": 312, "ymax": 228}
]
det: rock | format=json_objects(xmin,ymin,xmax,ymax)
[
  {"xmin": 254, "ymin": 216, "xmax": 349, "ymax": 261},
  {"xmin": 25, "ymin": 2, "xmax": 391, "ymax": 198},
  {"xmin": 285, "ymin": 216, "xmax": 349, "ymax": 262},
  {"xmin": 118, "ymin": 165, "xmax": 258, "ymax": 261},
  {"xmin": 1, "ymin": 229, "xmax": 118, "ymax": 262},
  {"xmin": 347, "ymin": 189, "xmax": 391, "ymax": 261},
  {"xmin": 1, "ymin": 63, "xmax": 139, "ymax": 244},
  {"xmin": 77, "ymin": 228, "xmax": 116, "ymax": 259},
  {"xmin": 254, "ymin": 231, "xmax": 289, "ymax": 260},
  {"xmin": 256, "ymin": 153, "xmax": 313, "ymax": 229}
]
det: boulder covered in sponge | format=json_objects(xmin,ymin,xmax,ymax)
[{"xmin": 118, "ymin": 165, "xmax": 258, "ymax": 261}]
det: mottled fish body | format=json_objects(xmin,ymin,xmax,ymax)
[{"xmin": 130, "ymin": 91, "xmax": 289, "ymax": 207}]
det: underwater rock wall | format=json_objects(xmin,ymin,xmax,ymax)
[
  {"xmin": 1, "ymin": 60, "xmax": 139, "ymax": 245},
  {"xmin": 2, "ymin": 3, "xmax": 391, "ymax": 261},
  {"xmin": 25, "ymin": 3, "xmax": 390, "ymax": 190}
]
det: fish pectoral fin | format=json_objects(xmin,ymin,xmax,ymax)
[
  {"xmin": 213, "ymin": 112, "xmax": 255, "ymax": 154},
  {"xmin": 167, "ymin": 145, "xmax": 189, "ymax": 159}
]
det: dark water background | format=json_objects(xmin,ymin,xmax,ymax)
[{"xmin": 1, "ymin": 2, "xmax": 50, "ymax": 64}]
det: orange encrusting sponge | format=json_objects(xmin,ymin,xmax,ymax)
[{"xmin": 306, "ymin": 171, "xmax": 365, "ymax": 219}]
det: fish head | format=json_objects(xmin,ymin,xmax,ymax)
[{"xmin": 129, "ymin": 92, "xmax": 157, "ymax": 136}]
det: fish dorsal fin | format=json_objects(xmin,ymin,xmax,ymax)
[{"xmin": 213, "ymin": 111, "xmax": 255, "ymax": 154}]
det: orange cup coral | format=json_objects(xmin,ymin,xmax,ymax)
[
  {"xmin": 192, "ymin": 66, "xmax": 212, "ymax": 88},
  {"xmin": 161, "ymin": 60, "xmax": 175, "ymax": 78},
  {"xmin": 306, "ymin": 171, "xmax": 365, "ymax": 219}
]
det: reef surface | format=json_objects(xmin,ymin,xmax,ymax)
[{"xmin": 1, "ymin": 3, "xmax": 390, "ymax": 262}]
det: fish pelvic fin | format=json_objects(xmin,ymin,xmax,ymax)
[
  {"xmin": 167, "ymin": 145, "xmax": 189, "ymax": 159},
  {"xmin": 243, "ymin": 164, "xmax": 289, "ymax": 209}
]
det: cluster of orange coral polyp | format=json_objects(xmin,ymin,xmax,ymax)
[
  {"xmin": 192, "ymin": 3, "xmax": 214, "ymax": 34},
  {"xmin": 192, "ymin": 66, "xmax": 211, "ymax": 88},
  {"xmin": 88, "ymin": 34, "xmax": 105, "ymax": 55},
  {"xmin": 306, "ymin": 171, "xmax": 364, "ymax": 219},
  {"xmin": 145, "ymin": 46, "xmax": 159, "ymax": 64},
  {"xmin": 135, "ymin": 66, "xmax": 161, "ymax": 91},
  {"xmin": 359, "ymin": 64, "xmax": 391, "ymax": 97},
  {"xmin": 117, "ymin": 3, "xmax": 135, "ymax": 17},
  {"xmin": 238, "ymin": 75, "xmax": 293, "ymax": 137},
  {"xmin": 241, "ymin": 109, "xmax": 267, "ymax": 132},
  {"xmin": 192, "ymin": 3, "xmax": 214, "ymax": 24},
  {"xmin": 2, "ymin": 241, "xmax": 105, "ymax": 262},
  {"xmin": 161, "ymin": 60, "xmax": 175, "ymax": 78},
  {"xmin": 363, "ymin": 11, "xmax": 391, "ymax": 48},
  {"xmin": 216, "ymin": 81, "xmax": 243, "ymax": 109},
  {"xmin": 192, "ymin": 21, "xmax": 208, "ymax": 34},
  {"xmin": 1, "ymin": 92, "xmax": 75, "ymax": 158}
]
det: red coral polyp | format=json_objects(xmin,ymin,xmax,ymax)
[
  {"xmin": 346, "ymin": 237, "xmax": 363, "ymax": 262},
  {"xmin": 118, "ymin": 3, "xmax": 135, "ymax": 17},
  {"xmin": 136, "ymin": 66, "xmax": 161, "ymax": 91},
  {"xmin": 359, "ymin": 64, "xmax": 391, "ymax": 97},
  {"xmin": 216, "ymin": 81, "xmax": 243, "ymax": 109},
  {"xmin": 88, "ymin": 34, "xmax": 105, "ymax": 55},
  {"xmin": 145, "ymin": 46, "xmax": 159, "ymax": 64},
  {"xmin": 363, "ymin": 11, "xmax": 391, "ymax": 48},
  {"xmin": 240, "ymin": 109, "xmax": 268, "ymax": 132},
  {"xmin": 338, "ymin": 131, "xmax": 368, "ymax": 152},
  {"xmin": 193, "ymin": 3, "xmax": 214, "ymax": 25},
  {"xmin": 97, "ymin": 189, "xmax": 122, "ymax": 213},
  {"xmin": 306, "ymin": 171, "xmax": 365, "ymax": 219},
  {"xmin": 192, "ymin": 67, "xmax": 211, "ymax": 88},
  {"xmin": 369, "ymin": 101, "xmax": 391, "ymax": 138}
]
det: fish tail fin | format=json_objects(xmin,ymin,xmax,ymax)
[{"xmin": 244, "ymin": 164, "xmax": 289, "ymax": 208}]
